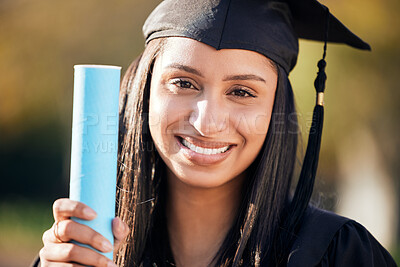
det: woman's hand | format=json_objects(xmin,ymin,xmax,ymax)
[{"xmin": 39, "ymin": 198, "xmax": 129, "ymax": 267}]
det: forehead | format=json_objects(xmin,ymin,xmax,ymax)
[{"xmin": 154, "ymin": 37, "xmax": 277, "ymax": 75}]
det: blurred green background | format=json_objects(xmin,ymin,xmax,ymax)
[{"xmin": 0, "ymin": 0, "xmax": 398, "ymax": 266}]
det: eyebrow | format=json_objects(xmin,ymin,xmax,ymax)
[
  {"xmin": 165, "ymin": 63, "xmax": 266, "ymax": 83},
  {"xmin": 165, "ymin": 63, "xmax": 204, "ymax": 77},
  {"xmin": 222, "ymin": 74, "xmax": 266, "ymax": 83}
]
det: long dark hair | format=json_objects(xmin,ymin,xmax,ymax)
[{"xmin": 116, "ymin": 38, "xmax": 300, "ymax": 267}]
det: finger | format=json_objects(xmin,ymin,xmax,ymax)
[
  {"xmin": 43, "ymin": 219, "xmax": 113, "ymax": 253},
  {"xmin": 53, "ymin": 198, "xmax": 97, "ymax": 222},
  {"xmin": 112, "ymin": 217, "xmax": 129, "ymax": 249},
  {"xmin": 43, "ymin": 228, "xmax": 55, "ymax": 245},
  {"xmin": 40, "ymin": 243, "xmax": 117, "ymax": 267}
]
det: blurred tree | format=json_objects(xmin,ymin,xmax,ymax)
[{"xmin": 0, "ymin": 0, "xmax": 161, "ymax": 202}]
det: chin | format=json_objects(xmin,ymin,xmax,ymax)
[{"xmin": 167, "ymin": 165, "xmax": 245, "ymax": 189}]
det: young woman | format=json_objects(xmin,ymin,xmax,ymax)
[{"xmin": 35, "ymin": 0, "xmax": 397, "ymax": 266}]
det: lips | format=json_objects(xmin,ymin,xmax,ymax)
[
  {"xmin": 181, "ymin": 138, "xmax": 230, "ymax": 155},
  {"xmin": 176, "ymin": 135, "xmax": 235, "ymax": 165}
]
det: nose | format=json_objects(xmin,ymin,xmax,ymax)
[{"xmin": 189, "ymin": 99, "xmax": 228, "ymax": 136}]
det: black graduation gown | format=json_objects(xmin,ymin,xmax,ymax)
[
  {"xmin": 287, "ymin": 207, "xmax": 397, "ymax": 266},
  {"xmin": 30, "ymin": 207, "xmax": 397, "ymax": 267}
]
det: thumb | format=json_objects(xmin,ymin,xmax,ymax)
[{"xmin": 112, "ymin": 217, "xmax": 129, "ymax": 251}]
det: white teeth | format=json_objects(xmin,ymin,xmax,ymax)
[{"xmin": 181, "ymin": 138, "xmax": 230, "ymax": 155}]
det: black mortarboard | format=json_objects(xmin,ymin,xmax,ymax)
[
  {"xmin": 143, "ymin": 0, "xmax": 370, "ymax": 74},
  {"xmin": 142, "ymin": 0, "xmax": 370, "ymax": 251}
]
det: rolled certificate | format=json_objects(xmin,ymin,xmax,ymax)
[{"xmin": 69, "ymin": 65, "xmax": 121, "ymax": 259}]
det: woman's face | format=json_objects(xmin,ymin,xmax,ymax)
[{"xmin": 149, "ymin": 37, "xmax": 278, "ymax": 188}]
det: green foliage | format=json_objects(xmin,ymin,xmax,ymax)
[
  {"xmin": 0, "ymin": 199, "xmax": 53, "ymax": 266},
  {"xmin": 0, "ymin": 199, "xmax": 52, "ymax": 246}
]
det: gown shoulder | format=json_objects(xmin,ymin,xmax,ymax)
[
  {"xmin": 287, "ymin": 206, "xmax": 397, "ymax": 267},
  {"xmin": 30, "ymin": 206, "xmax": 398, "ymax": 267}
]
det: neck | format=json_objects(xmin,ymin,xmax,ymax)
[{"xmin": 166, "ymin": 170, "xmax": 244, "ymax": 267}]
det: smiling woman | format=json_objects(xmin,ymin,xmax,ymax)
[
  {"xmin": 33, "ymin": 0, "xmax": 397, "ymax": 266},
  {"xmin": 149, "ymin": 38, "xmax": 278, "ymax": 188},
  {"xmin": 113, "ymin": 36, "xmax": 298, "ymax": 267}
]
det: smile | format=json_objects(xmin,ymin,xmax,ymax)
[
  {"xmin": 175, "ymin": 136, "xmax": 235, "ymax": 165},
  {"xmin": 181, "ymin": 138, "xmax": 230, "ymax": 155}
]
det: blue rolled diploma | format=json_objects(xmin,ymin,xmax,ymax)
[{"xmin": 70, "ymin": 65, "xmax": 121, "ymax": 259}]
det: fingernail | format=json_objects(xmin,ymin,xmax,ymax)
[
  {"xmin": 115, "ymin": 218, "xmax": 125, "ymax": 234},
  {"xmin": 119, "ymin": 219, "xmax": 126, "ymax": 232},
  {"xmin": 83, "ymin": 207, "xmax": 96, "ymax": 217},
  {"xmin": 102, "ymin": 240, "xmax": 113, "ymax": 251},
  {"xmin": 107, "ymin": 261, "xmax": 117, "ymax": 267}
]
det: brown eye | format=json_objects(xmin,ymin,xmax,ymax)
[
  {"xmin": 171, "ymin": 79, "xmax": 196, "ymax": 89},
  {"xmin": 230, "ymin": 88, "xmax": 256, "ymax": 98}
]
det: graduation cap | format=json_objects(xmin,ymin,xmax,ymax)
[
  {"xmin": 142, "ymin": 0, "xmax": 370, "ymax": 241},
  {"xmin": 143, "ymin": 0, "xmax": 370, "ymax": 73}
]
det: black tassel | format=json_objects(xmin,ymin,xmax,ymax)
[
  {"xmin": 280, "ymin": 69, "xmax": 325, "ymax": 246},
  {"xmin": 288, "ymin": 57, "xmax": 327, "ymax": 217},
  {"xmin": 315, "ymin": 59, "xmax": 327, "ymax": 93},
  {"xmin": 276, "ymin": 7, "xmax": 330, "ymax": 263}
]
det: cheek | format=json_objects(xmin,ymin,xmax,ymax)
[
  {"xmin": 233, "ymin": 109, "xmax": 272, "ymax": 141},
  {"xmin": 245, "ymin": 96, "xmax": 275, "ymax": 146},
  {"xmin": 232, "ymin": 110, "xmax": 271, "ymax": 173},
  {"xmin": 148, "ymin": 97, "xmax": 166, "ymax": 136},
  {"xmin": 148, "ymin": 86, "xmax": 168, "ymax": 151},
  {"xmin": 148, "ymin": 87, "xmax": 190, "ymax": 152},
  {"xmin": 253, "ymin": 112, "xmax": 272, "ymax": 137}
]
